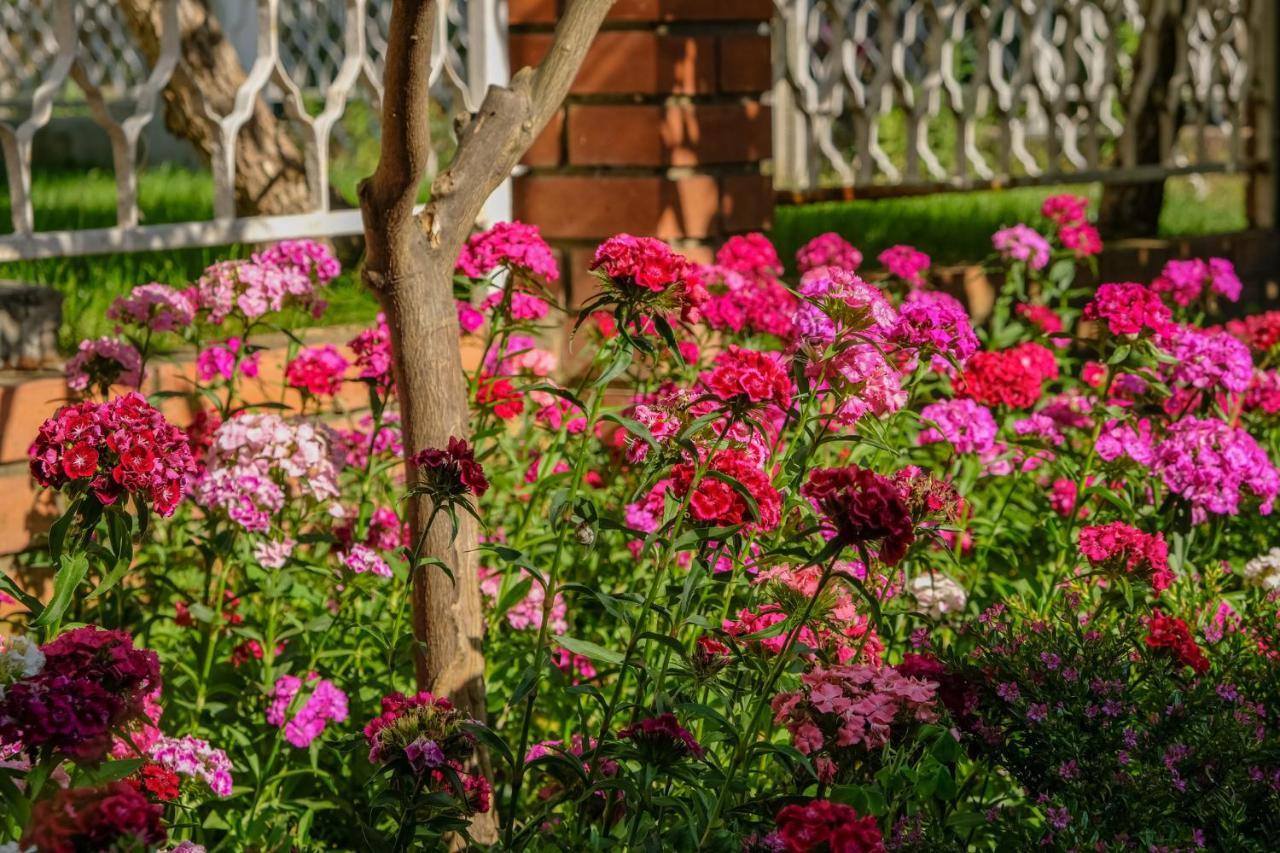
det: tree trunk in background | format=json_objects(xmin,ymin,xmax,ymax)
[
  {"xmin": 1098, "ymin": 3, "xmax": 1181, "ymax": 239},
  {"xmin": 119, "ymin": 0, "xmax": 311, "ymax": 216},
  {"xmin": 359, "ymin": 0, "xmax": 614, "ymax": 840}
]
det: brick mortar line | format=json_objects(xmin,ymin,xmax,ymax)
[
  {"xmin": 559, "ymin": 93, "xmax": 768, "ymax": 107},
  {"xmin": 510, "ymin": 21, "xmax": 768, "ymax": 35},
  {"xmin": 517, "ymin": 163, "xmax": 769, "ymax": 179}
]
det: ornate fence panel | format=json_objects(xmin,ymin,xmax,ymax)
[
  {"xmin": 772, "ymin": 0, "xmax": 1271, "ymax": 204},
  {"xmin": 0, "ymin": 0, "xmax": 509, "ymax": 262}
]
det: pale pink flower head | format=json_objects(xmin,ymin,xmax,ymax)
[
  {"xmin": 992, "ymin": 224, "xmax": 1051, "ymax": 271},
  {"xmin": 65, "ymin": 337, "xmax": 144, "ymax": 393},
  {"xmin": 793, "ymin": 266, "xmax": 896, "ymax": 343},
  {"xmin": 107, "ymin": 283, "xmax": 196, "ymax": 333}
]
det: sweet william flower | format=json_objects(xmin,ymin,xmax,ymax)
[
  {"xmin": 21, "ymin": 782, "xmax": 166, "ymax": 852},
  {"xmin": 1083, "ymin": 282, "xmax": 1174, "ymax": 338},
  {"xmin": 802, "ymin": 466, "xmax": 915, "ymax": 566},
  {"xmin": 878, "ymin": 244, "xmax": 930, "ymax": 287},
  {"xmin": 704, "ymin": 345, "xmax": 793, "ymax": 411},
  {"xmin": 670, "ymin": 449, "xmax": 781, "ymax": 532},
  {"xmin": 619, "ymin": 712, "xmax": 704, "ymax": 762},
  {"xmin": 774, "ymin": 799, "xmax": 885, "ymax": 853},
  {"xmin": 410, "ymin": 437, "xmax": 489, "ymax": 500},
  {"xmin": 796, "ymin": 232, "xmax": 862, "ymax": 274}
]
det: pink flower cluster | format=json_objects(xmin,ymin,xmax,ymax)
[
  {"xmin": 992, "ymin": 224, "xmax": 1051, "ymax": 270},
  {"xmin": 29, "ymin": 393, "xmax": 197, "ymax": 516},
  {"xmin": 1163, "ymin": 325, "xmax": 1253, "ymax": 394},
  {"xmin": 1078, "ymin": 522, "xmax": 1174, "ymax": 592},
  {"xmin": 349, "ymin": 313, "xmax": 394, "ymax": 391},
  {"xmin": 796, "ymin": 232, "xmax": 862, "ymax": 274},
  {"xmin": 196, "ymin": 337, "xmax": 260, "ymax": 383},
  {"xmin": 267, "ymin": 673, "xmax": 349, "ymax": 748},
  {"xmin": 1041, "ymin": 193, "xmax": 1102, "ymax": 258},
  {"xmin": 479, "ymin": 567, "xmax": 568, "ymax": 634},
  {"xmin": 716, "ymin": 232, "xmax": 784, "ymax": 278},
  {"xmin": 285, "ymin": 344, "xmax": 349, "ymax": 397},
  {"xmin": 1083, "ymin": 282, "xmax": 1175, "ymax": 338},
  {"xmin": 771, "ymin": 664, "xmax": 939, "ymax": 781},
  {"xmin": 342, "ymin": 543, "xmax": 393, "ymax": 578},
  {"xmin": 456, "ymin": 221, "xmax": 559, "ymax": 281},
  {"xmin": 891, "ymin": 290, "xmax": 980, "ymax": 368},
  {"xmin": 705, "ymin": 346, "xmax": 793, "ymax": 410},
  {"xmin": 699, "ymin": 265, "xmax": 796, "ymax": 338},
  {"xmin": 878, "ymin": 244, "xmax": 930, "ymax": 286},
  {"xmin": 1151, "ymin": 416, "xmax": 1279, "ymax": 517},
  {"xmin": 196, "ymin": 245, "xmax": 333, "ymax": 325},
  {"xmin": 148, "ymin": 735, "xmax": 234, "ymax": 797},
  {"xmin": 480, "ymin": 289, "xmax": 550, "ymax": 322},
  {"xmin": 107, "ymin": 283, "xmax": 196, "ymax": 333},
  {"xmin": 254, "ymin": 239, "xmax": 342, "ymax": 286},
  {"xmin": 1152, "ymin": 257, "xmax": 1242, "ymax": 306},
  {"xmin": 919, "ymin": 399, "xmax": 998, "ymax": 455},
  {"xmin": 195, "ymin": 413, "xmax": 342, "ymax": 532},
  {"xmin": 793, "ymin": 266, "xmax": 897, "ymax": 344},
  {"xmin": 65, "ymin": 336, "xmax": 144, "ymax": 393}
]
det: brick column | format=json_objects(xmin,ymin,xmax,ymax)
[{"xmin": 509, "ymin": 0, "xmax": 774, "ymax": 306}]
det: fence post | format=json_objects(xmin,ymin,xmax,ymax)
[
  {"xmin": 772, "ymin": 0, "xmax": 813, "ymax": 192},
  {"xmin": 1249, "ymin": 0, "xmax": 1278, "ymax": 229},
  {"xmin": 472, "ymin": 0, "xmax": 512, "ymax": 226}
]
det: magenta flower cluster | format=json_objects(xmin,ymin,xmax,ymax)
[
  {"xmin": 456, "ymin": 221, "xmax": 559, "ymax": 281},
  {"xmin": 267, "ymin": 673, "xmax": 349, "ymax": 748}
]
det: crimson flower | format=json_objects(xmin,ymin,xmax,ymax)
[
  {"xmin": 704, "ymin": 345, "xmax": 793, "ymax": 411},
  {"xmin": 775, "ymin": 799, "xmax": 884, "ymax": 852},
  {"xmin": 1145, "ymin": 613, "xmax": 1210, "ymax": 674}
]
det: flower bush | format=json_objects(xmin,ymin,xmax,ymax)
[{"xmin": 3, "ymin": 203, "xmax": 1280, "ymax": 851}]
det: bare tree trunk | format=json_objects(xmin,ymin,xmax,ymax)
[
  {"xmin": 358, "ymin": 0, "xmax": 612, "ymax": 838},
  {"xmin": 119, "ymin": 0, "xmax": 311, "ymax": 216}
]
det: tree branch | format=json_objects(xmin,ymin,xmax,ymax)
[
  {"xmin": 360, "ymin": 0, "xmax": 437, "ymax": 282},
  {"xmin": 421, "ymin": 0, "xmax": 614, "ymax": 253}
]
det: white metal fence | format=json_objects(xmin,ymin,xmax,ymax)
[
  {"xmin": 772, "ymin": 0, "xmax": 1271, "ymax": 198},
  {"xmin": 0, "ymin": 0, "xmax": 509, "ymax": 262}
]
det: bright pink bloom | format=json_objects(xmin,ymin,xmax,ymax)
[
  {"xmin": 456, "ymin": 221, "xmax": 559, "ymax": 281},
  {"xmin": 285, "ymin": 344, "xmax": 349, "ymax": 397},
  {"xmin": 878, "ymin": 245, "xmax": 930, "ymax": 287},
  {"xmin": 796, "ymin": 232, "xmax": 862, "ymax": 274}
]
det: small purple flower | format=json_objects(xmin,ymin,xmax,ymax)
[
  {"xmin": 404, "ymin": 737, "xmax": 446, "ymax": 772},
  {"xmin": 996, "ymin": 682, "xmax": 1020, "ymax": 703}
]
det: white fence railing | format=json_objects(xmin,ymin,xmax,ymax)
[
  {"xmin": 772, "ymin": 0, "xmax": 1271, "ymax": 197},
  {"xmin": 0, "ymin": 0, "xmax": 509, "ymax": 262}
]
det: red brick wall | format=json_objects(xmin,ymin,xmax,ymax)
[{"xmin": 509, "ymin": 1, "xmax": 775, "ymax": 308}]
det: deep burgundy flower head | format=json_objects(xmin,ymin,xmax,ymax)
[
  {"xmin": 21, "ymin": 782, "xmax": 166, "ymax": 852},
  {"xmin": 775, "ymin": 799, "xmax": 885, "ymax": 853},
  {"xmin": 704, "ymin": 346, "xmax": 793, "ymax": 411},
  {"xmin": 802, "ymin": 466, "xmax": 915, "ymax": 566},
  {"xmin": 0, "ymin": 627, "xmax": 162, "ymax": 762},
  {"xmin": 410, "ymin": 436, "xmax": 489, "ymax": 499},
  {"xmin": 619, "ymin": 712, "xmax": 704, "ymax": 761}
]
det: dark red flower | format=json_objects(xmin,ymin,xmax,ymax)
[
  {"xmin": 22, "ymin": 782, "xmax": 166, "ymax": 852},
  {"xmin": 1145, "ymin": 613, "xmax": 1210, "ymax": 674},
  {"xmin": 410, "ymin": 436, "xmax": 489, "ymax": 500},
  {"xmin": 476, "ymin": 376, "xmax": 524, "ymax": 419},
  {"xmin": 802, "ymin": 466, "xmax": 915, "ymax": 566},
  {"xmin": 775, "ymin": 799, "xmax": 884, "ymax": 852},
  {"xmin": 619, "ymin": 712, "xmax": 704, "ymax": 761},
  {"xmin": 132, "ymin": 763, "xmax": 182, "ymax": 802}
]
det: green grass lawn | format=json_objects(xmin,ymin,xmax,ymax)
[
  {"xmin": 0, "ymin": 165, "xmax": 379, "ymax": 349},
  {"xmin": 0, "ymin": 165, "xmax": 1250, "ymax": 353},
  {"xmin": 771, "ymin": 175, "xmax": 1249, "ymax": 266}
]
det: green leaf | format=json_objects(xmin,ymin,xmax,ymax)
[
  {"xmin": 602, "ymin": 413, "xmax": 659, "ymax": 453},
  {"xmin": 48, "ymin": 497, "xmax": 82, "ymax": 565},
  {"xmin": 0, "ymin": 572, "xmax": 42, "ymax": 616},
  {"xmin": 554, "ymin": 635, "xmax": 624, "ymax": 666},
  {"xmin": 33, "ymin": 552, "xmax": 89, "ymax": 628}
]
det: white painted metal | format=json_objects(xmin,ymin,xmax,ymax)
[
  {"xmin": 0, "ymin": 0, "xmax": 511, "ymax": 261},
  {"xmin": 771, "ymin": 0, "xmax": 1265, "ymax": 194}
]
